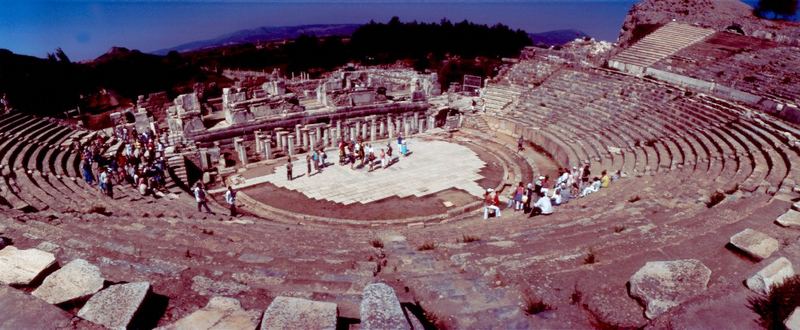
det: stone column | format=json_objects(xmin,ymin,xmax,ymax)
[
  {"xmin": 388, "ymin": 115, "xmax": 394, "ymax": 140},
  {"xmin": 263, "ymin": 138, "xmax": 272, "ymax": 160},
  {"xmin": 350, "ymin": 124, "xmax": 357, "ymax": 142},
  {"xmin": 362, "ymin": 122, "xmax": 369, "ymax": 140},
  {"xmin": 315, "ymin": 126, "xmax": 322, "ymax": 143},
  {"xmin": 199, "ymin": 148, "xmax": 209, "ymax": 170},
  {"xmin": 322, "ymin": 126, "xmax": 330, "ymax": 146},
  {"xmin": 287, "ymin": 135, "xmax": 295, "ymax": 157},
  {"xmin": 234, "ymin": 137, "xmax": 247, "ymax": 165},
  {"xmin": 413, "ymin": 113, "xmax": 420, "ymax": 133},
  {"xmin": 336, "ymin": 121, "xmax": 342, "ymax": 140},
  {"xmin": 354, "ymin": 121, "xmax": 361, "ymax": 141},
  {"xmin": 379, "ymin": 120, "xmax": 386, "ymax": 138},
  {"xmin": 295, "ymin": 124, "xmax": 302, "ymax": 143},
  {"xmin": 301, "ymin": 128, "xmax": 310, "ymax": 148},
  {"xmin": 309, "ymin": 131, "xmax": 316, "ymax": 150},
  {"xmin": 370, "ymin": 116, "xmax": 377, "ymax": 141},
  {"xmin": 255, "ymin": 131, "xmax": 264, "ymax": 153},
  {"xmin": 419, "ymin": 117, "xmax": 425, "ymax": 133},
  {"xmin": 404, "ymin": 116, "xmax": 411, "ymax": 137},
  {"xmin": 429, "ymin": 115, "xmax": 436, "ymax": 130}
]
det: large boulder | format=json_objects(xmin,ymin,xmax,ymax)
[
  {"xmin": 360, "ymin": 283, "xmax": 409, "ymax": 330},
  {"xmin": 777, "ymin": 210, "xmax": 800, "ymax": 228},
  {"xmin": 261, "ymin": 296, "xmax": 337, "ymax": 330},
  {"xmin": 729, "ymin": 228, "xmax": 779, "ymax": 260},
  {"xmin": 629, "ymin": 259, "xmax": 712, "ymax": 319},
  {"xmin": 78, "ymin": 282, "xmax": 150, "ymax": 329},
  {"xmin": 746, "ymin": 257, "xmax": 794, "ymax": 295},
  {"xmin": 32, "ymin": 258, "xmax": 105, "ymax": 304},
  {"xmin": 157, "ymin": 297, "xmax": 261, "ymax": 330},
  {"xmin": 0, "ymin": 246, "xmax": 56, "ymax": 285}
]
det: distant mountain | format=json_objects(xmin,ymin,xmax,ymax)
[
  {"xmin": 528, "ymin": 29, "xmax": 590, "ymax": 46},
  {"xmin": 153, "ymin": 24, "xmax": 361, "ymax": 55}
]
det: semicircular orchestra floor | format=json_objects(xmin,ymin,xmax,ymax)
[{"xmin": 233, "ymin": 132, "xmax": 534, "ymax": 223}]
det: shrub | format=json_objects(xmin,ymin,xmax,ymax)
[
  {"xmin": 522, "ymin": 294, "xmax": 553, "ymax": 315},
  {"xmin": 584, "ymin": 249, "xmax": 597, "ymax": 264},
  {"xmin": 417, "ymin": 242, "xmax": 436, "ymax": 251},
  {"xmin": 628, "ymin": 195, "xmax": 640, "ymax": 203},
  {"xmin": 370, "ymin": 239, "xmax": 384, "ymax": 249},
  {"xmin": 706, "ymin": 191, "xmax": 726, "ymax": 208},
  {"xmin": 613, "ymin": 225, "xmax": 626, "ymax": 233},
  {"xmin": 458, "ymin": 234, "xmax": 481, "ymax": 243},
  {"xmin": 570, "ymin": 285, "xmax": 582, "ymax": 305},
  {"xmin": 748, "ymin": 275, "xmax": 800, "ymax": 329}
]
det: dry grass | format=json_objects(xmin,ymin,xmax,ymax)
[
  {"xmin": 370, "ymin": 239, "xmax": 384, "ymax": 249},
  {"xmin": 748, "ymin": 275, "xmax": 800, "ymax": 330},
  {"xmin": 583, "ymin": 249, "xmax": 597, "ymax": 264},
  {"xmin": 458, "ymin": 234, "xmax": 481, "ymax": 243},
  {"xmin": 522, "ymin": 293, "xmax": 553, "ymax": 316},
  {"xmin": 417, "ymin": 242, "xmax": 436, "ymax": 251}
]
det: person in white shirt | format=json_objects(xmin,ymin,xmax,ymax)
[
  {"xmin": 581, "ymin": 177, "xmax": 602, "ymax": 197},
  {"xmin": 225, "ymin": 186, "xmax": 237, "ymax": 217},
  {"xmin": 529, "ymin": 193, "xmax": 553, "ymax": 217}
]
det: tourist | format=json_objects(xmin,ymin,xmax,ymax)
[
  {"xmin": 517, "ymin": 135, "xmax": 524, "ymax": 153},
  {"xmin": 380, "ymin": 149, "xmax": 387, "ymax": 168},
  {"xmin": 225, "ymin": 186, "xmax": 237, "ymax": 217},
  {"xmin": 534, "ymin": 176, "xmax": 544, "ymax": 196},
  {"xmin": 193, "ymin": 183, "xmax": 213, "ymax": 213},
  {"xmin": 312, "ymin": 150, "xmax": 319, "ymax": 173},
  {"xmin": 306, "ymin": 154, "xmax": 312, "ymax": 176},
  {"xmin": 551, "ymin": 186, "xmax": 562, "ymax": 206},
  {"xmin": 529, "ymin": 192, "xmax": 553, "ymax": 218},
  {"xmin": 556, "ymin": 169, "xmax": 569, "ymax": 187},
  {"xmin": 513, "ymin": 182, "xmax": 525, "ymax": 211},
  {"xmin": 286, "ymin": 158, "xmax": 293, "ymax": 181},
  {"xmin": 581, "ymin": 177, "xmax": 602, "ymax": 197},
  {"xmin": 524, "ymin": 183, "xmax": 534, "ymax": 212},
  {"xmin": 611, "ymin": 170, "xmax": 621, "ymax": 182},
  {"xmin": 559, "ymin": 183, "xmax": 572, "ymax": 204},
  {"xmin": 98, "ymin": 167, "xmax": 108, "ymax": 195},
  {"xmin": 581, "ymin": 164, "xmax": 591, "ymax": 188},
  {"xmin": 483, "ymin": 188, "xmax": 501, "ymax": 220},
  {"xmin": 601, "ymin": 170, "xmax": 610, "ymax": 188}
]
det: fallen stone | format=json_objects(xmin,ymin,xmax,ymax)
[
  {"xmin": 0, "ymin": 246, "xmax": 56, "ymax": 285},
  {"xmin": 0, "ymin": 285, "xmax": 75, "ymax": 329},
  {"xmin": 157, "ymin": 297, "xmax": 261, "ymax": 330},
  {"xmin": 777, "ymin": 210, "xmax": 800, "ymax": 228},
  {"xmin": 78, "ymin": 281, "xmax": 150, "ymax": 330},
  {"xmin": 261, "ymin": 296, "xmax": 337, "ymax": 330},
  {"xmin": 360, "ymin": 283, "xmax": 409, "ymax": 330},
  {"xmin": 786, "ymin": 307, "xmax": 800, "ymax": 330},
  {"xmin": 237, "ymin": 253, "xmax": 274, "ymax": 264},
  {"xmin": 192, "ymin": 275, "xmax": 249, "ymax": 296},
  {"xmin": 729, "ymin": 228, "xmax": 780, "ymax": 260},
  {"xmin": 629, "ymin": 259, "xmax": 712, "ymax": 319},
  {"xmin": 746, "ymin": 257, "xmax": 794, "ymax": 295},
  {"xmin": 32, "ymin": 259, "xmax": 105, "ymax": 304},
  {"xmin": 35, "ymin": 241, "xmax": 60, "ymax": 253}
]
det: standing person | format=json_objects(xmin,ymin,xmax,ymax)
[
  {"xmin": 380, "ymin": 148, "xmax": 387, "ymax": 169},
  {"xmin": 225, "ymin": 186, "xmax": 237, "ymax": 217},
  {"xmin": 312, "ymin": 150, "xmax": 319, "ymax": 173},
  {"xmin": 193, "ymin": 183, "xmax": 213, "ymax": 214},
  {"xmin": 513, "ymin": 182, "xmax": 525, "ymax": 211},
  {"xmin": 517, "ymin": 135, "xmax": 524, "ymax": 153},
  {"xmin": 306, "ymin": 154, "xmax": 312, "ymax": 177},
  {"xmin": 483, "ymin": 189, "xmax": 501, "ymax": 220},
  {"xmin": 286, "ymin": 158, "xmax": 294, "ymax": 181}
]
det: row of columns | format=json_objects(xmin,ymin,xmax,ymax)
[{"xmin": 223, "ymin": 112, "xmax": 437, "ymax": 166}]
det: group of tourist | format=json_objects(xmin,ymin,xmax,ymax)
[
  {"xmin": 286, "ymin": 134, "xmax": 411, "ymax": 180},
  {"xmin": 80, "ymin": 125, "xmax": 168, "ymax": 198},
  {"xmin": 483, "ymin": 163, "xmax": 619, "ymax": 220}
]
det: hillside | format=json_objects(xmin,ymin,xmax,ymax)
[
  {"xmin": 153, "ymin": 24, "xmax": 361, "ymax": 55},
  {"xmin": 528, "ymin": 29, "xmax": 589, "ymax": 47}
]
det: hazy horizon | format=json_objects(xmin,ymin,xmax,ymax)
[{"xmin": 0, "ymin": 1, "xmax": 638, "ymax": 61}]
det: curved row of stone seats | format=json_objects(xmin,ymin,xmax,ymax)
[
  {"xmin": 391, "ymin": 168, "xmax": 798, "ymax": 327},
  {"xmin": 0, "ymin": 194, "xmax": 388, "ymax": 324},
  {"xmin": 487, "ymin": 66, "xmax": 799, "ymax": 198},
  {"xmin": 651, "ymin": 31, "xmax": 800, "ymax": 103},
  {"xmin": 481, "ymin": 83, "xmax": 525, "ymax": 114}
]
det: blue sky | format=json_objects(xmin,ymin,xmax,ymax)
[{"xmin": 0, "ymin": 1, "xmax": 638, "ymax": 60}]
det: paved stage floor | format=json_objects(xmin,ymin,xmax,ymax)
[{"xmin": 232, "ymin": 139, "xmax": 487, "ymax": 205}]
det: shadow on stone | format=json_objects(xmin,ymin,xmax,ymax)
[
  {"xmin": 128, "ymin": 291, "xmax": 169, "ymax": 329},
  {"xmin": 402, "ymin": 302, "xmax": 439, "ymax": 330},
  {"xmin": 335, "ymin": 316, "xmax": 359, "ymax": 330}
]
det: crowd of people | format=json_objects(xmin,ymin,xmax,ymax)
[
  {"xmin": 286, "ymin": 134, "xmax": 412, "ymax": 180},
  {"xmin": 483, "ymin": 163, "xmax": 619, "ymax": 220},
  {"xmin": 79, "ymin": 125, "xmax": 169, "ymax": 198}
]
